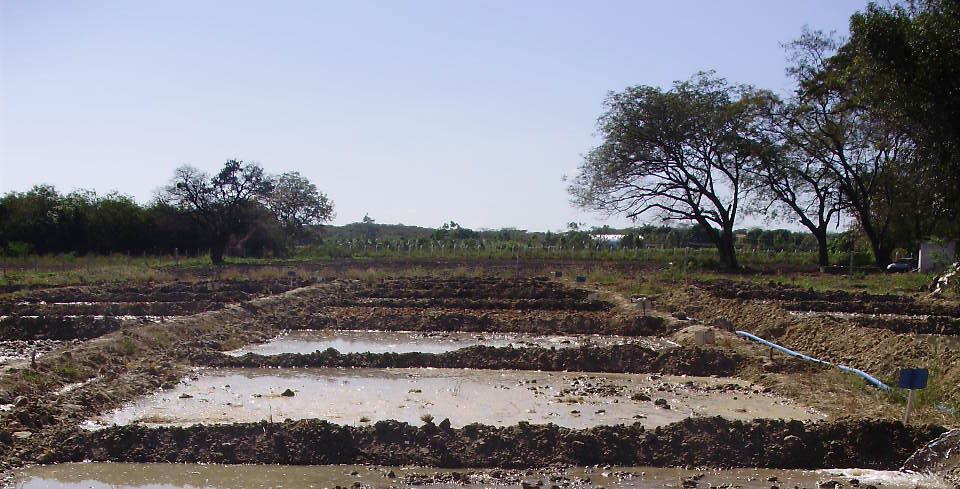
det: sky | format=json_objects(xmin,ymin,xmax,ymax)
[{"xmin": 1, "ymin": 0, "xmax": 866, "ymax": 232}]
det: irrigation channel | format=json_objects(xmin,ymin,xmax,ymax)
[{"xmin": 1, "ymin": 276, "xmax": 956, "ymax": 488}]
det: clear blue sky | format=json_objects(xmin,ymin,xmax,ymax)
[{"xmin": 1, "ymin": 0, "xmax": 864, "ymax": 231}]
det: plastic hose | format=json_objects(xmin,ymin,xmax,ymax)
[{"xmin": 735, "ymin": 330, "xmax": 891, "ymax": 391}]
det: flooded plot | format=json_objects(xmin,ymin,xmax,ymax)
[
  {"xmin": 14, "ymin": 463, "xmax": 950, "ymax": 489},
  {"xmin": 226, "ymin": 330, "xmax": 677, "ymax": 356},
  {"xmin": 93, "ymin": 367, "xmax": 822, "ymax": 429}
]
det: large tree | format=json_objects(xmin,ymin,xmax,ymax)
[
  {"xmin": 748, "ymin": 127, "xmax": 845, "ymax": 267},
  {"xmin": 840, "ymin": 0, "xmax": 960, "ymax": 238},
  {"xmin": 569, "ymin": 72, "xmax": 771, "ymax": 271},
  {"xmin": 162, "ymin": 159, "xmax": 272, "ymax": 264},
  {"xmin": 264, "ymin": 171, "xmax": 335, "ymax": 242},
  {"xmin": 775, "ymin": 29, "xmax": 922, "ymax": 267},
  {"xmin": 749, "ymin": 35, "xmax": 849, "ymax": 268}
]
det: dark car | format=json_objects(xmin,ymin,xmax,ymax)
[{"xmin": 886, "ymin": 259, "xmax": 915, "ymax": 273}]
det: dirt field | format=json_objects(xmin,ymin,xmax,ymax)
[{"xmin": 1, "ymin": 265, "xmax": 958, "ymax": 487}]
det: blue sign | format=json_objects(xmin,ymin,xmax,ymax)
[
  {"xmin": 575, "ymin": 276, "xmax": 586, "ymax": 283},
  {"xmin": 898, "ymin": 368, "xmax": 929, "ymax": 389}
]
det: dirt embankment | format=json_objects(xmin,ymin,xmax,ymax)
[
  {"xmin": 0, "ymin": 316, "xmax": 124, "ymax": 341},
  {"xmin": 197, "ymin": 344, "xmax": 743, "ymax": 377},
  {"xmin": 353, "ymin": 277, "xmax": 591, "ymax": 300},
  {"xmin": 698, "ymin": 280, "xmax": 960, "ymax": 317},
  {"xmin": 0, "ymin": 301, "xmax": 225, "ymax": 317},
  {"xmin": 41, "ymin": 418, "xmax": 943, "ymax": 470},
  {"xmin": 325, "ymin": 277, "xmax": 612, "ymax": 310},
  {"xmin": 783, "ymin": 300, "xmax": 960, "ymax": 317},
  {"xmin": 313, "ymin": 297, "xmax": 613, "ymax": 311},
  {"xmin": 7, "ymin": 278, "xmax": 315, "ymax": 304},
  {"xmin": 664, "ymin": 283, "xmax": 960, "ymax": 400},
  {"xmin": 306, "ymin": 307, "xmax": 667, "ymax": 336},
  {"xmin": 848, "ymin": 315, "xmax": 960, "ymax": 335}
]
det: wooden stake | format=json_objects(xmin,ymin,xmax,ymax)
[{"xmin": 903, "ymin": 389, "xmax": 917, "ymax": 424}]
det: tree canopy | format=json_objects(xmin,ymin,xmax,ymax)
[{"xmin": 569, "ymin": 72, "xmax": 772, "ymax": 270}]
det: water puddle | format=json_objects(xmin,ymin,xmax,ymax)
[
  {"xmin": 788, "ymin": 310, "xmax": 934, "ymax": 320},
  {"xmin": 226, "ymin": 330, "xmax": 677, "ymax": 356},
  {"xmin": 90, "ymin": 368, "xmax": 822, "ymax": 429},
  {"xmin": 0, "ymin": 339, "xmax": 74, "ymax": 364},
  {"xmin": 12, "ymin": 463, "xmax": 950, "ymax": 488}
]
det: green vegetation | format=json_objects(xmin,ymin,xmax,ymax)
[
  {"xmin": 569, "ymin": 1, "xmax": 959, "ymax": 269},
  {"xmin": 0, "ymin": 160, "xmax": 334, "ymax": 264}
]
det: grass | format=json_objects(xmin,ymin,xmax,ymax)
[
  {"xmin": 688, "ymin": 270, "xmax": 940, "ymax": 296},
  {"xmin": 2, "ymin": 249, "xmax": 954, "ymax": 301},
  {"xmin": 49, "ymin": 357, "xmax": 94, "ymax": 381}
]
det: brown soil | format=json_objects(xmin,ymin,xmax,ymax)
[
  {"xmin": 37, "ymin": 418, "xmax": 943, "ymax": 470},
  {"xmin": 353, "ymin": 277, "xmax": 591, "ymax": 300},
  {"xmin": 666, "ymin": 282, "xmax": 960, "ymax": 402},
  {"xmin": 698, "ymin": 279, "xmax": 960, "ymax": 317},
  {"xmin": 314, "ymin": 297, "xmax": 614, "ymax": 311},
  {"xmin": 849, "ymin": 315, "xmax": 960, "ymax": 335},
  {"xmin": 8, "ymin": 278, "xmax": 315, "ymax": 304},
  {"xmin": 196, "ymin": 344, "xmax": 744, "ymax": 377},
  {"xmin": 0, "ymin": 301, "xmax": 225, "ymax": 317},
  {"xmin": 305, "ymin": 306, "xmax": 667, "ymax": 336},
  {"xmin": 0, "ymin": 273, "xmax": 951, "ymax": 479},
  {"xmin": 0, "ymin": 316, "xmax": 125, "ymax": 341},
  {"xmin": 0, "ymin": 282, "xmax": 339, "ymax": 472}
]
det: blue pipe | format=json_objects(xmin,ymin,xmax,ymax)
[{"xmin": 735, "ymin": 330, "xmax": 891, "ymax": 391}]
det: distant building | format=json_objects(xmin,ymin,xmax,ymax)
[
  {"xmin": 594, "ymin": 234, "xmax": 626, "ymax": 248},
  {"xmin": 919, "ymin": 240, "xmax": 958, "ymax": 273}
]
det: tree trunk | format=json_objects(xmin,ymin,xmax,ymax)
[
  {"xmin": 852, "ymin": 207, "xmax": 893, "ymax": 268},
  {"xmin": 816, "ymin": 231, "xmax": 830, "ymax": 267},
  {"xmin": 210, "ymin": 231, "xmax": 229, "ymax": 265},
  {"xmin": 210, "ymin": 245, "xmax": 226, "ymax": 265},
  {"xmin": 871, "ymin": 241, "xmax": 893, "ymax": 268},
  {"xmin": 716, "ymin": 229, "xmax": 739, "ymax": 272}
]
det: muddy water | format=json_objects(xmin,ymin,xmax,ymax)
[
  {"xmin": 14, "ymin": 463, "xmax": 951, "ymax": 488},
  {"xmin": 0, "ymin": 339, "xmax": 71, "ymax": 363},
  {"xmin": 788, "ymin": 310, "xmax": 937, "ymax": 320},
  {"xmin": 92, "ymin": 368, "xmax": 822, "ymax": 429},
  {"xmin": 226, "ymin": 330, "xmax": 676, "ymax": 356}
]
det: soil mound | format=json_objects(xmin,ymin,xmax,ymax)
[
  {"xmin": 44, "ymin": 418, "xmax": 943, "ymax": 469},
  {"xmin": 196, "ymin": 344, "xmax": 743, "ymax": 376}
]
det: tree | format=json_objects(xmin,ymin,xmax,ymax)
[
  {"xmin": 775, "ymin": 29, "xmax": 920, "ymax": 266},
  {"xmin": 0, "ymin": 185, "xmax": 63, "ymax": 254},
  {"xmin": 840, "ymin": 1, "xmax": 960, "ymax": 238},
  {"xmin": 162, "ymin": 159, "xmax": 272, "ymax": 264},
  {"xmin": 264, "ymin": 171, "xmax": 334, "ymax": 242},
  {"xmin": 569, "ymin": 72, "xmax": 771, "ymax": 271},
  {"xmin": 749, "ymin": 36, "xmax": 849, "ymax": 267},
  {"xmin": 432, "ymin": 221, "xmax": 478, "ymax": 241}
]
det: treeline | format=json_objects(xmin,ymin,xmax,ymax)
[
  {"xmin": 570, "ymin": 0, "xmax": 960, "ymax": 270},
  {"xmin": 0, "ymin": 160, "xmax": 334, "ymax": 263},
  {"xmin": 322, "ymin": 219, "xmax": 833, "ymax": 253},
  {"xmin": 0, "ymin": 186, "xmax": 204, "ymax": 256},
  {"xmin": 1, "ymin": 188, "xmax": 836, "ymax": 262}
]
